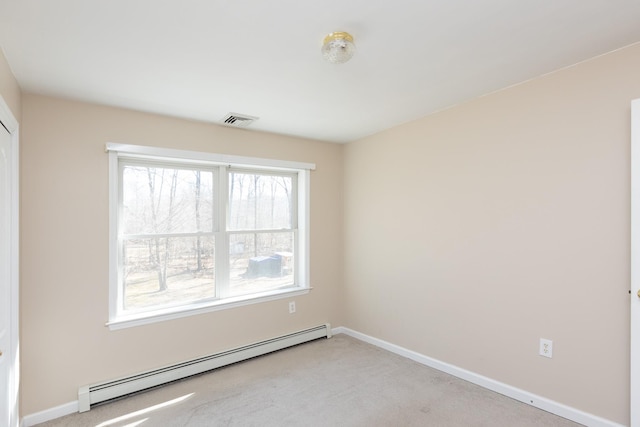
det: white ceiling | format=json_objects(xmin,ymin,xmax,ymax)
[{"xmin": 2, "ymin": 1, "xmax": 640, "ymax": 143}]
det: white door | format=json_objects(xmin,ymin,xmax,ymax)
[
  {"xmin": 0, "ymin": 97, "xmax": 18, "ymax": 427},
  {"xmin": 631, "ymin": 98, "xmax": 640, "ymax": 427}
]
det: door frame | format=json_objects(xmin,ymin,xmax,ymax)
[
  {"xmin": 631, "ymin": 98, "xmax": 640, "ymax": 427},
  {"xmin": 0, "ymin": 95, "xmax": 19, "ymax": 427}
]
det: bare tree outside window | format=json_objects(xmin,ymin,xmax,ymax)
[
  {"xmin": 109, "ymin": 145, "xmax": 311, "ymax": 327},
  {"xmin": 121, "ymin": 164, "xmax": 215, "ymax": 310},
  {"xmin": 145, "ymin": 167, "xmax": 178, "ymax": 291},
  {"xmin": 228, "ymin": 171, "xmax": 295, "ymax": 298},
  {"xmin": 114, "ymin": 154, "xmax": 304, "ymax": 319}
]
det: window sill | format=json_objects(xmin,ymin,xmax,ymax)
[{"xmin": 106, "ymin": 286, "xmax": 311, "ymax": 331}]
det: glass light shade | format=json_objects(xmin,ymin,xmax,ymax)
[{"xmin": 321, "ymin": 32, "xmax": 356, "ymax": 64}]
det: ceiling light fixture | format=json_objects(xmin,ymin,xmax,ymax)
[{"xmin": 321, "ymin": 31, "xmax": 356, "ymax": 64}]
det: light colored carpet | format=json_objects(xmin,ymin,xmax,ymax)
[{"xmin": 36, "ymin": 334, "xmax": 582, "ymax": 426}]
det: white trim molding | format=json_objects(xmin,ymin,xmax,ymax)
[
  {"xmin": 0, "ymin": 94, "xmax": 19, "ymax": 427},
  {"xmin": 23, "ymin": 326, "xmax": 623, "ymax": 426},
  {"xmin": 106, "ymin": 143, "xmax": 314, "ymax": 329},
  {"xmin": 630, "ymin": 97, "xmax": 640, "ymax": 427},
  {"xmin": 105, "ymin": 143, "xmax": 316, "ymax": 171},
  {"xmin": 21, "ymin": 401, "xmax": 78, "ymax": 427},
  {"xmin": 332, "ymin": 327, "xmax": 624, "ymax": 427}
]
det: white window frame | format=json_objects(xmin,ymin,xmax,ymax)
[{"xmin": 106, "ymin": 143, "xmax": 314, "ymax": 330}]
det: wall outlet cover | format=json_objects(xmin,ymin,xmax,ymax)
[{"xmin": 539, "ymin": 338, "xmax": 553, "ymax": 358}]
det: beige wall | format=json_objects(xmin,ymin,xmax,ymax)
[
  {"xmin": 19, "ymin": 94, "xmax": 344, "ymax": 415},
  {"xmin": 0, "ymin": 48, "xmax": 21, "ymax": 121},
  {"xmin": 16, "ymin": 40, "xmax": 640, "ymax": 424},
  {"xmin": 343, "ymin": 43, "xmax": 640, "ymax": 424}
]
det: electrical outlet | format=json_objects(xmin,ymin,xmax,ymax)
[
  {"xmin": 288, "ymin": 301, "xmax": 296, "ymax": 314},
  {"xmin": 539, "ymin": 338, "xmax": 553, "ymax": 358}
]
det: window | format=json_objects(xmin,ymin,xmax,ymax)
[{"xmin": 107, "ymin": 144, "xmax": 313, "ymax": 329}]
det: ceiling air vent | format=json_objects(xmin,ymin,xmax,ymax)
[{"xmin": 221, "ymin": 113, "xmax": 259, "ymax": 128}]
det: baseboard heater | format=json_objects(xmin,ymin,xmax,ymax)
[{"xmin": 78, "ymin": 324, "xmax": 331, "ymax": 412}]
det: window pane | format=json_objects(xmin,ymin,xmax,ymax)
[
  {"xmin": 228, "ymin": 232, "xmax": 295, "ymax": 297},
  {"xmin": 228, "ymin": 172, "xmax": 293, "ymax": 231},
  {"xmin": 123, "ymin": 236, "xmax": 215, "ymax": 311},
  {"xmin": 122, "ymin": 165, "xmax": 214, "ymax": 235}
]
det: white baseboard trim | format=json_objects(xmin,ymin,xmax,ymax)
[
  {"xmin": 21, "ymin": 401, "xmax": 78, "ymax": 427},
  {"xmin": 332, "ymin": 326, "xmax": 624, "ymax": 427},
  {"xmin": 21, "ymin": 328, "xmax": 623, "ymax": 427}
]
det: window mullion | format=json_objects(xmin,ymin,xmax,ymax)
[{"xmin": 216, "ymin": 166, "xmax": 230, "ymax": 298}]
